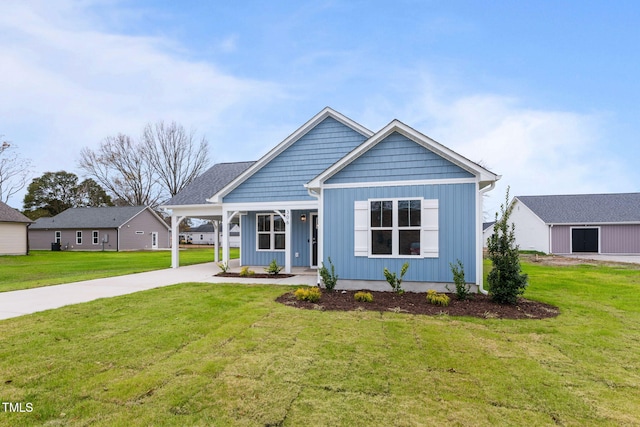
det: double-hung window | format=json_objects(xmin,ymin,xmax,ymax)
[
  {"xmin": 355, "ymin": 198, "xmax": 439, "ymax": 258},
  {"xmin": 92, "ymin": 231, "xmax": 99, "ymax": 245},
  {"xmin": 257, "ymin": 214, "xmax": 286, "ymax": 251},
  {"xmin": 76, "ymin": 231, "xmax": 83, "ymax": 245},
  {"xmin": 370, "ymin": 199, "xmax": 422, "ymax": 256}
]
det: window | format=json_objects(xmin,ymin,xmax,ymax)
[
  {"xmin": 370, "ymin": 199, "xmax": 421, "ymax": 256},
  {"xmin": 257, "ymin": 214, "xmax": 286, "ymax": 250},
  {"xmin": 92, "ymin": 231, "xmax": 99, "ymax": 245},
  {"xmin": 54, "ymin": 231, "xmax": 61, "ymax": 243},
  {"xmin": 76, "ymin": 231, "xmax": 82, "ymax": 245},
  {"xmin": 355, "ymin": 198, "xmax": 439, "ymax": 258}
]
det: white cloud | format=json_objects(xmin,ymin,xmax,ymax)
[
  {"xmin": 0, "ymin": 1, "xmax": 283, "ymax": 206},
  {"xmin": 364, "ymin": 75, "xmax": 635, "ymax": 218}
]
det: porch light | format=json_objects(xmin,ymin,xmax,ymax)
[{"xmin": 300, "ymin": 214, "xmax": 307, "ymax": 222}]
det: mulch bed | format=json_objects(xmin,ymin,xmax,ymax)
[
  {"xmin": 216, "ymin": 272, "xmax": 296, "ymax": 279},
  {"xmin": 276, "ymin": 289, "xmax": 560, "ymax": 319}
]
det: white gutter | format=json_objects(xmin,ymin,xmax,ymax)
[{"xmin": 477, "ymin": 181, "xmax": 497, "ymax": 295}]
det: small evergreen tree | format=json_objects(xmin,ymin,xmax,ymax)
[{"xmin": 487, "ymin": 187, "xmax": 528, "ymax": 304}]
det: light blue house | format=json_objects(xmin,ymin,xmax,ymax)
[{"xmin": 163, "ymin": 107, "xmax": 499, "ymax": 292}]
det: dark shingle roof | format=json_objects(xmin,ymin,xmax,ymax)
[
  {"xmin": 0, "ymin": 201, "xmax": 32, "ymax": 223},
  {"xmin": 164, "ymin": 161, "xmax": 255, "ymax": 206},
  {"xmin": 516, "ymin": 193, "xmax": 640, "ymax": 224},
  {"xmin": 30, "ymin": 206, "xmax": 149, "ymax": 229}
]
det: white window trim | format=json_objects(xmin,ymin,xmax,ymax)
[
  {"xmin": 256, "ymin": 213, "xmax": 286, "ymax": 252},
  {"xmin": 354, "ymin": 198, "xmax": 439, "ymax": 258},
  {"xmin": 76, "ymin": 231, "xmax": 83, "ymax": 245},
  {"xmin": 92, "ymin": 230, "xmax": 99, "ymax": 245},
  {"xmin": 54, "ymin": 231, "xmax": 61, "ymax": 244}
]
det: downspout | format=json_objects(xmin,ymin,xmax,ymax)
[{"xmin": 477, "ymin": 181, "xmax": 496, "ymax": 295}]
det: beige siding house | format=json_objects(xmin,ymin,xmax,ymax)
[
  {"xmin": 0, "ymin": 201, "xmax": 33, "ymax": 255},
  {"xmin": 29, "ymin": 206, "xmax": 170, "ymax": 251}
]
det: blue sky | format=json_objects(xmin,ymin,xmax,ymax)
[{"xmin": 1, "ymin": 0, "xmax": 638, "ymax": 216}]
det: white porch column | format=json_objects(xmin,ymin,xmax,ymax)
[
  {"xmin": 275, "ymin": 209, "xmax": 292, "ymax": 274},
  {"xmin": 222, "ymin": 210, "xmax": 230, "ymax": 265},
  {"xmin": 213, "ymin": 220, "xmax": 219, "ymax": 263},
  {"xmin": 171, "ymin": 215, "xmax": 187, "ymax": 268}
]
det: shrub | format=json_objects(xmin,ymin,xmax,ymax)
[
  {"xmin": 426, "ymin": 289, "xmax": 450, "ymax": 307},
  {"xmin": 447, "ymin": 259, "xmax": 472, "ymax": 300},
  {"xmin": 383, "ymin": 262, "xmax": 409, "ymax": 294},
  {"xmin": 354, "ymin": 291, "xmax": 373, "ymax": 303},
  {"xmin": 265, "ymin": 259, "xmax": 283, "ymax": 275},
  {"xmin": 319, "ymin": 257, "xmax": 339, "ymax": 291},
  {"xmin": 217, "ymin": 261, "xmax": 230, "ymax": 273},
  {"xmin": 294, "ymin": 287, "xmax": 321, "ymax": 302},
  {"xmin": 487, "ymin": 187, "xmax": 528, "ymax": 304},
  {"xmin": 239, "ymin": 266, "xmax": 255, "ymax": 277}
]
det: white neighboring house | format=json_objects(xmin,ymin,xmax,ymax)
[
  {"xmin": 510, "ymin": 193, "xmax": 640, "ymax": 255},
  {"xmin": 0, "ymin": 201, "xmax": 33, "ymax": 255},
  {"xmin": 482, "ymin": 221, "xmax": 495, "ymax": 248},
  {"xmin": 182, "ymin": 223, "xmax": 240, "ymax": 247}
]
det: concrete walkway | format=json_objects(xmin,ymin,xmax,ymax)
[{"xmin": 0, "ymin": 262, "xmax": 318, "ymax": 321}]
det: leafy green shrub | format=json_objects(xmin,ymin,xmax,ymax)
[
  {"xmin": 383, "ymin": 262, "xmax": 409, "ymax": 294},
  {"xmin": 447, "ymin": 259, "xmax": 472, "ymax": 300},
  {"xmin": 294, "ymin": 287, "xmax": 321, "ymax": 302},
  {"xmin": 319, "ymin": 257, "xmax": 339, "ymax": 290},
  {"xmin": 217, "ymin": 261, "xmax": 230, "ymax": 273},
  {"xmin": 354, "ymin": 291, "xmax": 373, "ymax": 303},
  {"xmin": 265, "ymin": 259, "xmax": 283, "ymax": 275},
  {"xmin": 426, "ymin": 289, "xmax": 450, "ymax": 307},
  {"xmin": 239, "ymin": 266, "xmax": 255, "ymax": 277},
  {"xmin": 487, "ymin": 187, "xmax": 528, "ymax": 304}
]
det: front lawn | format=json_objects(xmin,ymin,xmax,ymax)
[
  {"xmin": 0, "ymin": 248, "xmax": 239, "ymax": 293},
  {"xmin": 0, "ymin": 260, "xmax": 638, "ymax": 425}
]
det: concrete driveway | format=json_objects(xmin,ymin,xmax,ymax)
[{"xmin": 0, "ymin": 262, "xmax": 317, "ymax": 321}]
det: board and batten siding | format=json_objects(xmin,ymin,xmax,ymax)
[
  {"xmin": 326, "ymin": 132, "xmax": 474, "ymax": 184},
  {"xmin": 0, "ymin": 223, "xmax": 28, "ymax": 255},
  {"xmin": 223, "ymin": 117, "xmax": 368, "ymax": 203},
  {"xmin": 240, "ymin": 210, "xmax": 313, "ymax": 267},
  {"xmin": 600, "ymin": 224, "xmax": 640, "ymax": 254},
  {"xmin": 552, "ymin": 224, "xmax": 640, "ymax": 254},
  {"xmin": 322, "ymin": 183, "xmax": 477, "ymax": 283}
]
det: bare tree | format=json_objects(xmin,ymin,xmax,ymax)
[
  {"xmin": 78, "ymin": 134, "xmax": 161, "ymax": 207},
  {"xmin": 142, "ymin": 121, "xmax": 210, "ymax": 198},
  {"xmin": 0, "ymin": 137, "xmax": 33, "ymax": 204}
]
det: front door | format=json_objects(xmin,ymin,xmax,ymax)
[
  {"xmin": 151, "ymin": 232, "xmax": 158, "ymax": 249},
  {"xmin": 572, "ymin": 228, "xmax": 598, "ymax": 253},
  {"xmin": 311, "ymin": 214, "xmax": 318, "ymax": 267}
]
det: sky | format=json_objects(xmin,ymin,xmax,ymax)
[{"xmin": 1, "ymin": 0, "xmax": 639, "ymax": 217}]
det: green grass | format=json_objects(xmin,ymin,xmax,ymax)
[
  {"xmin": 0, "ymin": 248, "xmax": 239, "ymax": 293},
  {"xmin": 0, "ymin": 261, "xmax": 639, "ymax": 425}
]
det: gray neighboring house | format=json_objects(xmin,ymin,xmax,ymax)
[
  {"xmin": 510, "ymin": 193, "xmax": 640, "ymax": 255},
  {"xmin": 29, "ymin": 206, "xmax": 170, "ymax": 251},
  {"xmin": 0, "ymin": 201, "xmax": 33, "ymax": 255}
]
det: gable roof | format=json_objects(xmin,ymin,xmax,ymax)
[
  {"xmin": 163, "ymin": 161, "xmax": 255, "ymax": 207},
  {"xmin": 0, "ymin": 201, "xmax": 32, "ymax": 223},
  {"xmin": 516, "ymin": 193, "xmax": 640, "ymax": 224},
  {"xmin": 207, "ymin": 107, "xmax": 374, "ymax": 203},
  {"xmin": 30, "ymin": 206, "xmax": 167, "ymax": 230},
  {"xmin": 306, "ymin": 119, "xmax": 499, "ymax": 189}
]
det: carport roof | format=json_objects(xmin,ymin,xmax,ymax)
[
  {"xmin": 516, "ymin": 193, "xmax": 640, "ymax": 224},
  {"xmin": 163, "ymin": 161, "xmax": 255, "ymax": 206}
]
